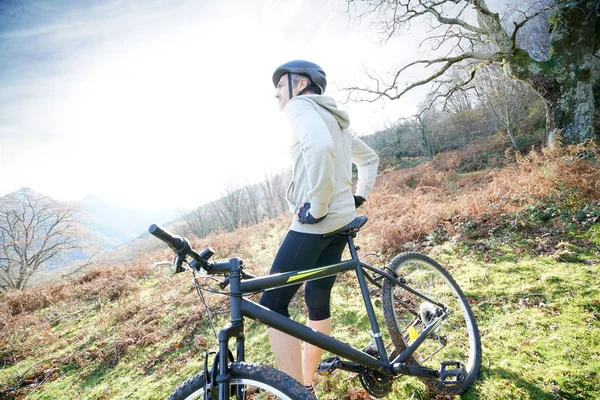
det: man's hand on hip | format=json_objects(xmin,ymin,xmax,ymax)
[
  {"xmin": 296, "ymin": 202, "xmax": 327, "ymax": 224},
  {"xmin": 353, "ymin": 195, "xmax": 365, "ymax": 209}
]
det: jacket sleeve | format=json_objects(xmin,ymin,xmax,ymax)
[
  {"xmin": 351, "ymin": 135, "xmax": 379, "ymax": 199},
  {"xmin": 285, "ymin": 98, "xmax": 335, "ymax": 219}
]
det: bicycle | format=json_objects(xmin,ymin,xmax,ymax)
[{"xmin": 149, "ymin": 216, "xmax": 481, "ymax": 399}]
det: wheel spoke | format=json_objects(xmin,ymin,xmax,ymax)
[{"xmin": 381, "ymin": 253, "xmax": 481, "ymax": 394}]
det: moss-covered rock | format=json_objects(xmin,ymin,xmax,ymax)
[{"xmin": 553, "ymin": 249, "xmax": 585, "ymax": 263}]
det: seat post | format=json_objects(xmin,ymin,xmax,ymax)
[{"xmin": 346, "ymin": 234, "xmax": 359, "ymax": 260}]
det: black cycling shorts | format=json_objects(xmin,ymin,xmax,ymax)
[{"xmin": 258, "ymin": 230, "xmax": 347, "ymax": 321}]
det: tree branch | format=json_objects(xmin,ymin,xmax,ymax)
[
  {"xmin": 343, "ymin": 51, "xmax": 498, "ymax": 102},
  {"xmin": 429, "ymin": 4, "xmax": 484, "ymax": 33},
  {"xmin": 510, "ymin": 5, "xmax": 554, "ymax": 52},
  {"xmin": 61, "ymin": 251, "xmax": 100, "ymax": 278}
]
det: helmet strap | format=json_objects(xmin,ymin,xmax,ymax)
[
  {"xmin": 297, "ymin": 87, "xmax": 311, "ymax": 96},
  {"xmin": 288, "ymin": 74, "xmax": 294, "ymax": 101},
  {"xmin": 289, "ymin": 74, "xmax": 316, "ymax": 98}
]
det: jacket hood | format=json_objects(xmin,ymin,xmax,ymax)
[{"xmin": 299, "ymin": 95, "xmax": 350, "ymax": 129}]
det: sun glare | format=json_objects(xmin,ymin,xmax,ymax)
[
  {"xmin": 53, "ymin": 18, "xmax": 291, "ymax": 209},
  {"xmin": 3, "ymin": 2, "xmax": 420, "ymax": 210}
]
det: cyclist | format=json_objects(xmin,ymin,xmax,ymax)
[{"xmin": 259, "ymin": 60, "xmax": 379, "ymax": 394}]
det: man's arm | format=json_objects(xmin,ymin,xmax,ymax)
[
  {"xmin": 351, "ymin": 135, "xmax": 379, "ymax": 200},
  {"xmin": 285, "ymin": 98, "xmax": 335, "ymax": 219}
]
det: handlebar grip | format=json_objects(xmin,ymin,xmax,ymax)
[{"xmin": 149, "ymin": 224, "xmax": 186, "ymax": 252}]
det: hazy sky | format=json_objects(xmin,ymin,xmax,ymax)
[{"xmin": 0, "ymin": 0, "xmax": 429, "ymax": 210}]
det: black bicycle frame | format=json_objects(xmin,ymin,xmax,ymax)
[{"xmin": 211, "ymin": 234, "xmax": 442, "ymax": 399}]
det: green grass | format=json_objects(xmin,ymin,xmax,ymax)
[
  {"xmin": 2, "ymin": 238, "xmax": 599, "ymax": 399},
  {"xmin": 463, "ymin": 257, "xmax": 600, "ymax": 400},
  {"xmin": 583, "ymin": 222, "xmax": 600, "ymax": 247}
]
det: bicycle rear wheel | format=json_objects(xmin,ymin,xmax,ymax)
[
  {"xmin": 168, "ymin": 362, "xmax": 316, "ymax": 400},
  {"xmin": 381, "ymin": 252, "xmax": 481, "ymax": 394}
]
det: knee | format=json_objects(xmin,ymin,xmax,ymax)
[
  {"xmin": 305, "ymin": 281, "xmax": 334, "ymax": 321},
  {"xmin": 259, "ymin": 293, "xmax": 291, "ymax": 318},
  {"xmin": 307, "ymin": 306, "xmax": 330, "ymax": 321}
]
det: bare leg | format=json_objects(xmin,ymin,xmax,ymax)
[
  {"xmin": 302, "ymin": 318, "xmax": 331, "ymax": 386},
  {"xmin": 268, "ymin": 328, "xmax": 303, "ymax": 383}
]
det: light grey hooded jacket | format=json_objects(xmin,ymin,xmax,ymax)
[{"xmin": 284, "ymin": 94, "xmax": 379, "ymax": 234}]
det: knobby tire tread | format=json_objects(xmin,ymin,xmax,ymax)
[{"xmin": 168, "ymin": 361, "xmax": 316, "ymax": 400}]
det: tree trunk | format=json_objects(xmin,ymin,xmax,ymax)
[
  {"xmin": 503, "ymin": 0, "xmax": 599, "ymax": 144},
  {"xmin": 507, "ymin": 128, "xmax": 519, "ymax": 150}
]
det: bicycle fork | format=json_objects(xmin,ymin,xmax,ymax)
[{"xmin": 213, "ymin": 258, "xmax": 245, "ymax": 400}]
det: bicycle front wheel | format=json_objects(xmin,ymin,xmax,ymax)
[
  {"xmin": 381, "ymin": 252, "xmax": 481, "ymax": 394},
  {"xmin": 168, "ymin": 362, "xmax": 316, "ymax": 400}
]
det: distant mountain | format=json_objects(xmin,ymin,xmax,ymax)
[
  {"xmin": 78, "ymin": 194, "xmax": 181, "ymax": 245},
  {"xmin": 0, "ymin": 189, "xmax": 183, "ymax": 270}
]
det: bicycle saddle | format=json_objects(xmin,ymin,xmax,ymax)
[{"xmin": 323, "ymin": 216, "xmax": 368, "ymax": 237}]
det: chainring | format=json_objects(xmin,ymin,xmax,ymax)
[{"xmin": 358, "ymin": 366, "xmax": 393, "ymax": 398}]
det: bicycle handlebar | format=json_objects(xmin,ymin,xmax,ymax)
[
  {"xmin": 149, "ymin": 224, "xmax": 186, "ymax": 252},
  {"xmin": 148, "ymin": 224, "xmax": 258, "ymax": 281},
  {"xmin": 149, "ymin": 224, "xmax": 212, "ymax": 271}
]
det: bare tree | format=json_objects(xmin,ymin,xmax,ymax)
[
  {"xmin": 275, "ymin": 169, "xmax": 292, "ymax": 215},
  {"xmin": 61, "ymin": 250, "xmax": 100, "ymax": 278},
  {"xmin": 474, "ymin": 66, "xmax": 540, "ymax": 149},
  {"xmin": 260, "ymin": 170, "xmax": 290, "ymax": 218},
  {"xmin": 441, "ymin": 69, "xmax": 476, "ymax": 114},
  {"xmin": 214, "ymin": 181, "xmax": 245, "ymax": 232},
  {"xmin": 182, "ymin": 205, "xmax": 214, "ymax": 238},
  {"xmin": 0, "ymin": 189, "xmax": 79, "ymax": 291},
  {"xmin": 361, "ymin": 122, "xmax": 409, "ymax": 163},
  {"xmin": 412, "ymin": 114, "xmax": 435, "ymax": 160},
  {"xmin": 243, "ymin": 183, "xmax": 262, "ymax": 225},
  {"xmin": 260, "ymin": 173, "xmax": 278, "ymax": 219},
  {"xmin": 345, "ymin": 0, "xmax": 599, "ymax": 143},
  {"xmin": 411, "ymin": 111, "xmax": 437, "ymax": 160}
]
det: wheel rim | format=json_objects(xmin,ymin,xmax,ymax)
[
  {"xmin": 388, "ymin": 258, "xmax": 478, "ymax": 375},
  {"xmin": 183, "ymin": 378, "xmax": 294, "ymax": 400}
]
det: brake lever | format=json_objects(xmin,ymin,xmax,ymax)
[
  {"xmin": 173, "ymin": 255, "xmax": 185, "ymax": 274},
  {"xmin": 151, "ymin": 257, "xmax": 190, "ymax": 274},
  {"xmin": 152, "ymin": 261, "xmax": 174, "ymax": 269}
]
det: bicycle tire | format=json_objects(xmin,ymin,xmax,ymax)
[
  {"xmin": 168, "ymin": 362, "xmax": 316, "ymax": 400},
  {"xmin": 381, "ymin": 252, "xmax": 481, "ymax": 394}
]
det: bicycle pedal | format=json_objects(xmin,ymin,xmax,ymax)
[
  {"xmin": 317, "ymin": 356, "xmax": 341, "ymax": 376},
  {"xmin": 439, "ymin": 361, "xmax": 466, "ymax": 386}
]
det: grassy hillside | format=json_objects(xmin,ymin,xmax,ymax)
[{"xmin": 1, "ymin": 138, "xmax": 599, "ymax": 399}]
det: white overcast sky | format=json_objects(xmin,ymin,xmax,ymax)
[{"xmin": 0, "ymin": 0, "xmax": 439, "ymax": 210}]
